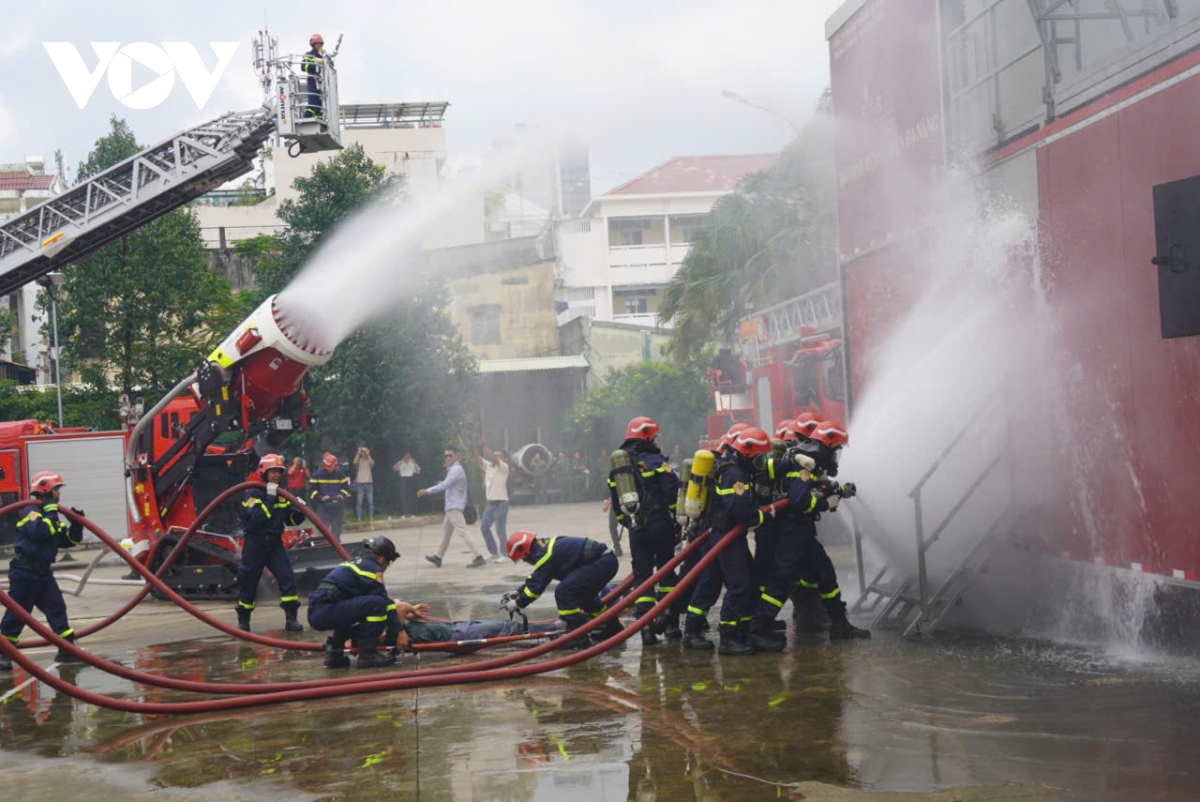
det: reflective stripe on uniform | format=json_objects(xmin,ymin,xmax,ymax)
[
  {"xmin": 340, "ymin": 561, "xmax": 379, "ymax": 580},
  {"xmin": 365, "ymin": 615, "xmax": 388, "ymax": 623},
  {"xmin": 4, "ymin": 635, "xmax": 19, "ymax": 644},
  {"xmin": 280, "ymin": 595, "xmax": 299, "ymax": 603},
  {"xmin": 714, "ymin": 486, "xmax": 735, "ymax": 496},
  {"xmin": 243, "ymin": 498, "xmax": 271, "ymax": 518},
  {"xmin": 687, "ymin": 605, "xmax": 707, "ymax": 616},
  {"xmin": 820, "ymin": 588, "xmax": 841, "ymax": 600},
  {"xmin": 59, "ymin": 628, "xmax": 73, "ymax": 638},
  {"xmin": 530, "ymin": 537, "xmax": 557, "ymax": 571},
  {"xmin": 238, "ymin": 600, "xmax": 255, "ymax": 610},
  {"xmin": 761, "ymin": 593, "xmax": 785, "ymax": 608},
  {"xmin": 797, "ymin": 579, "xmax": 819, "ymax": 589},
  {"xmin": 522, "ymin": 586, "xmax": 540, "ymax": 599},
  {"xmin": 386, "ymin": 603, "xmax": 397, "ymax": 612},
  {"xmin": 589, "ymin": 605, "xmax": 608, "ymax": 617},
  {"xmin": 558, "ymin": 607, "xmax": 582, "ymax": 617},
  {"xmin": 635, "ymin": 596, "xmax": 656, "ymax": 605}
]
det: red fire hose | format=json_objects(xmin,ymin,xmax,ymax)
[
  {"xmin": 0, "ymin": 519, "xmax": 718, "ymax": 695},
  {"xmin": 0, "ymin": 509, "xmax": 776, "ymax": 712},
  {"xmin": 8, "ymin": 486, "xmax": 351, "ymax": 651}
]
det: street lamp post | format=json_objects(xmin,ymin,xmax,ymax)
[
  {"xmin": 36, "ymin": 272, "xmax": 66, "ymax": 428},
  {"xmin": 720, "ymin": 89, "xmax": 802, "ymax": 138}
]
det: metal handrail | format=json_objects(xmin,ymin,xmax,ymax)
[{"xmin": 909, "ymin": 384, "xmax": 1004, "ymax": 498}]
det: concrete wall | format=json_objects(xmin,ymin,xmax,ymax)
[
  {"xmin": 559, "ymin": 316, "xmax": 671, "ymax": 389},
  {"xmin": 445, "ymin": 259, "xmax": 559, "ymax": 361}
]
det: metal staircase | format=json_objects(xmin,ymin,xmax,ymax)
[
  {"xmin": 0, "ymin": 29, "xmax": 344, "ymax": 298},
  {"xmin": 849, "ymin": 389, "xmax": 1017, "ymax": 636}
]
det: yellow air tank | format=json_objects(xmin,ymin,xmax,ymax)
[
  {"xmin": 609, "ymin": 449, "xmax": 641, "ymax": 518},
  {"xmin": 684, "ymin": 449, "xmax": 715, "ymax": 519},
  {"xmin": 675, "ymin": 458, "xmax": 693, "ymax": 522}
]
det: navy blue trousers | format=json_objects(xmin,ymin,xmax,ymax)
[
  {"xmin": 0, "ymin": 562, "xmax": 72, "ymax": 643},
  {"xmin": 307, "ymin": 593, "xmax": 398, "ymax": 644},
  {"xmin": 796, "ymin": 535, "xmax": 841, "ymax": 600},
  {"xmin": 755, "ymin": 519, "xmax": 813, "ymax": 619},
  {"xmin": 630, "ymin": 517, "xmax": 678, "ymax": 617},
  {"xmin": 237, "ymin": 536, "xmax": 299, "ymax": 612},
  {"xmin": 555, "ymin": 552, "xmax": 619, "ymax": 627},
  {"xmin": 685, "ymin": 530, "xmax": 754, "ymax": 627}
]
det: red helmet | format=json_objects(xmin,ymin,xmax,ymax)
[
  {"xmin": 730, "ymin": 427, "xmax": 772, "ymax": 458},
  {"xmin": 720, "ymin": 422, "xmax": 750, "ymax": 449},
  {"xmin": 792, "ymin": 413, "xmax": 820, "ymax": 439},
  {"xmin": 258, "ymin": 454, "xmax": 286, "ymax": 475},
  {"xmin": 812, "ymin": 421, "xmax": 849, "ymax": 448},
  {"xmin": 310, "ymin": 33, "xmax": 324, "ymax": 46},
  {"xmin": 29, "ymin": 471, "xmax": 64, "ymax": 496},
  {"xmin": 774, "ymin": 419, "xmax": 796, "ymax": 439},
  {"xmin": 322, "ymin": 453, "xmax": 338, "ymax": 470},
  {"xmin": 507, "ymin": 530, "xmax": 537, "ymax": 562},
  {"xmin": 624, "ymin": 416, "xmax": 659, "ymax": 442}
]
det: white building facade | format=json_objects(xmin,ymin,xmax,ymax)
[{"xmin": 554, "ymin": 154, "xmax": 777, "ymax": 327}]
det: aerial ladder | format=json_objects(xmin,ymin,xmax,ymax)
[
  {"xmin": 0, "ymin": 32, "xmax": 349, "ymax": 597},
  {"xmin": 0, "ymin": 30, "xmax": 343, "ymax": 296}
]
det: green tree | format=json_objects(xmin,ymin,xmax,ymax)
[
  {"xmin": 49, "ymin": 115, "xmax": 242, "ymax": 397},
  {"xmin": 251, "ymin": 144, "xmax": 476, "ymax": 514},
  {"xmin": 658, "ymin": 92, "xmax": 837, "ymax": 361},
  {"xmin": 559, "ymin": 358, "xmax": 712, "ymax": 459}
]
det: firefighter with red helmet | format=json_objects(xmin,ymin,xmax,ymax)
[
  {"xmin": 310, "ymin": 452, "xmax": 351, "ymax": 542},
  {"xmin": 500, "ymin": 531, "xmax": 622, "ymax": 646},
  {"xmin": 308, "ymin": 535, "xmax": 403, "ymax": 669},
  {"xmin": 0, "ymin": 471, "xmax": 86, "ymax": 670},
  {"xmin": 236, "ymin": 454, "xmax": 307, "ymax": 634},
  {"xmin": 791, "ymin": 420, "xmax": 868, "ymax": 640},
  {"xmin": 607, "ymin": 416, "xmax": 681, "ymax": 645},
  {"xmin": 683, "ymin": 427, "xmax": 773, "ymax": 656},
  {"xmin": 303, "ymin": 33, "xmax": 325, "ymax": 119},
  {"xmin": 0, "ymin": 472, "xmax": 85, "ymax": 668}
]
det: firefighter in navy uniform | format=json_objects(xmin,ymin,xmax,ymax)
[
  {"xmin": 302, "ymin": 33, "xmax": 325, "ymax": 119},
  {"xmin": 0, "ymin": 472, "xmax": 85, "ymax": 670},
  {"xmin": 793, "ymin": 421, "xmax": 869, "ymax": 640},
  {"xmin": 236, "ymin": 454, "xmax": 306, "ymax": 634},
  {"xmin": 683, "ymin": 427, "xmax": 773, "ymax": 656},
  {"xmin": 747, "ymin": 436, "xmax": 828, "ymax": 650},
  {"xmin": 308, "ymin": 536, "xmax": 403, "ymax": 668},
  {"xmin": 500, "ymin": 531, "xmax": 622, "ymax": 647},
  {"xmin": 607, "ymin": 416, "xmax": 681, "ymax": 646},
  {"xmin": 310, "ymin": 452, "xmax": 351, "ymax": 542}
]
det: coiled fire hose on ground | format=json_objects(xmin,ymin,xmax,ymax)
[{"xmin": 0, "ymin": 501, "xmax": 785, "ymax": 713}]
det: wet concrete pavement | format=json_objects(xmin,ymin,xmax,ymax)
[{"xmin": 2, "ymin": 502, "xmax": 1198, "ymax": 800}]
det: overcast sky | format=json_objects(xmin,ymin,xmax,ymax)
[{"xmin": 1, "ymin": 0, "xmax": 845, "ymax": 193}]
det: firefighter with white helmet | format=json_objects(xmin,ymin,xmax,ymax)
[
  {"xmin": 0, "ymin": 471, "xmax": 86, "ymax": 670},
  {"xmin": 607, "ymin": 416, "xmax": 681, "ymax": 646},
  {"xmin": 236, "ymin": 454, "xmax": 307, "ymax": 634},
  {"xmin": 500, "ymin": 531, "xmax": 622, "ymax": 647}
]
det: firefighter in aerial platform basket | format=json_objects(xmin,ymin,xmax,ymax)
[
  {"xmin": 500, "ymin": 531, "xmax": 622, "ymax": 648},
  {"xmin": 236, "ymin": 454, "xmax": 307, "ymax": 634},
  {"xmin": 787, "ymin": 420, "xmax": 869, "ymax": 640},
  {"xmin": 302, "ymin": 34, "xmax": 325, "ymax": 120},
  {"xmin": 607, "ymin": 416, "xmax": 682, "ymax": 645},
  {"xmin": 0, "ymin": 472, "xmax": 86, "ymax": 671},
  {"xmin": 308, "ymin": 535, "xmax": 405, "ymax": 668},
  {"xmin": 683, "ymin": 427, "xmax": 774, "ymax": 656}
]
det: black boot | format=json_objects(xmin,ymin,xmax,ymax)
[
  {"xmin": 640, "ymin": 626, "xmax": 660, "ymax": 646},
  {"xmin": 825, "ymin": 598, "xmax": 870, "ymax": 640},
  {"xmin": 749, "ymin": 617, "xmax": 786, "ymax": 652},
  {"xmin": 792, "ymin": 587, "xmax": 830, "ymax": 633},
  {"xmin": 54, "ymin": 632, "xmax": 84, "ymax": 664},
  {"xmin": 323, "ymin": 636, "xmax": 350, "ymax": 669},
  {"xmin": 698, "ymin": 617, "xmax": 711, "ymax": 633},
  {"xmin": 356, "ymin": 639, "xmax": 397, "ymax": 668},
  {"xmin": 681, "ymin": 616, "xmax": 713, "ymax": 651},
  {"xmin": 590, "ymin": 617, "xmax": 623, "ymax": 642},
  {"xmin": 236, "ymin": 606, "xmax": 252, "ymax": 632},
  {"xmin": 718, "ymin": 622, "xmax": 755, "ymax": 656},
  {"xmin": 284, "ymin": 607, "xmax": 304, "ymax": 633},
  {"xmin": 771, "ymin": 619, "xmax": 787, "ymax": 630},
  {"xmin": 662, "ymin": 614, "xmax": 682, "ymax": 641},
  {"xmin": 559, "ymin": 624, "xmax": 592, "ymax": 650}
]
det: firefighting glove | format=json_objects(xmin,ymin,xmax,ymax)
[
  {"xmin": 792, "ymin": 453, "xmax": 816, "ymax": 473},
  {"xmin": 500, "ymin": 593, "xmax": 522, "ymax": 615},
  {"xmin": 266, "ymin": 482, "xmax": 279, "ymax": 498},
  {"xmin": 839, "ymin": 482, "xmax": 857, "ymax": 498},
  {"xmin": 826, "ymin": 494, "xmax": 841, "ymax": 512}
]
